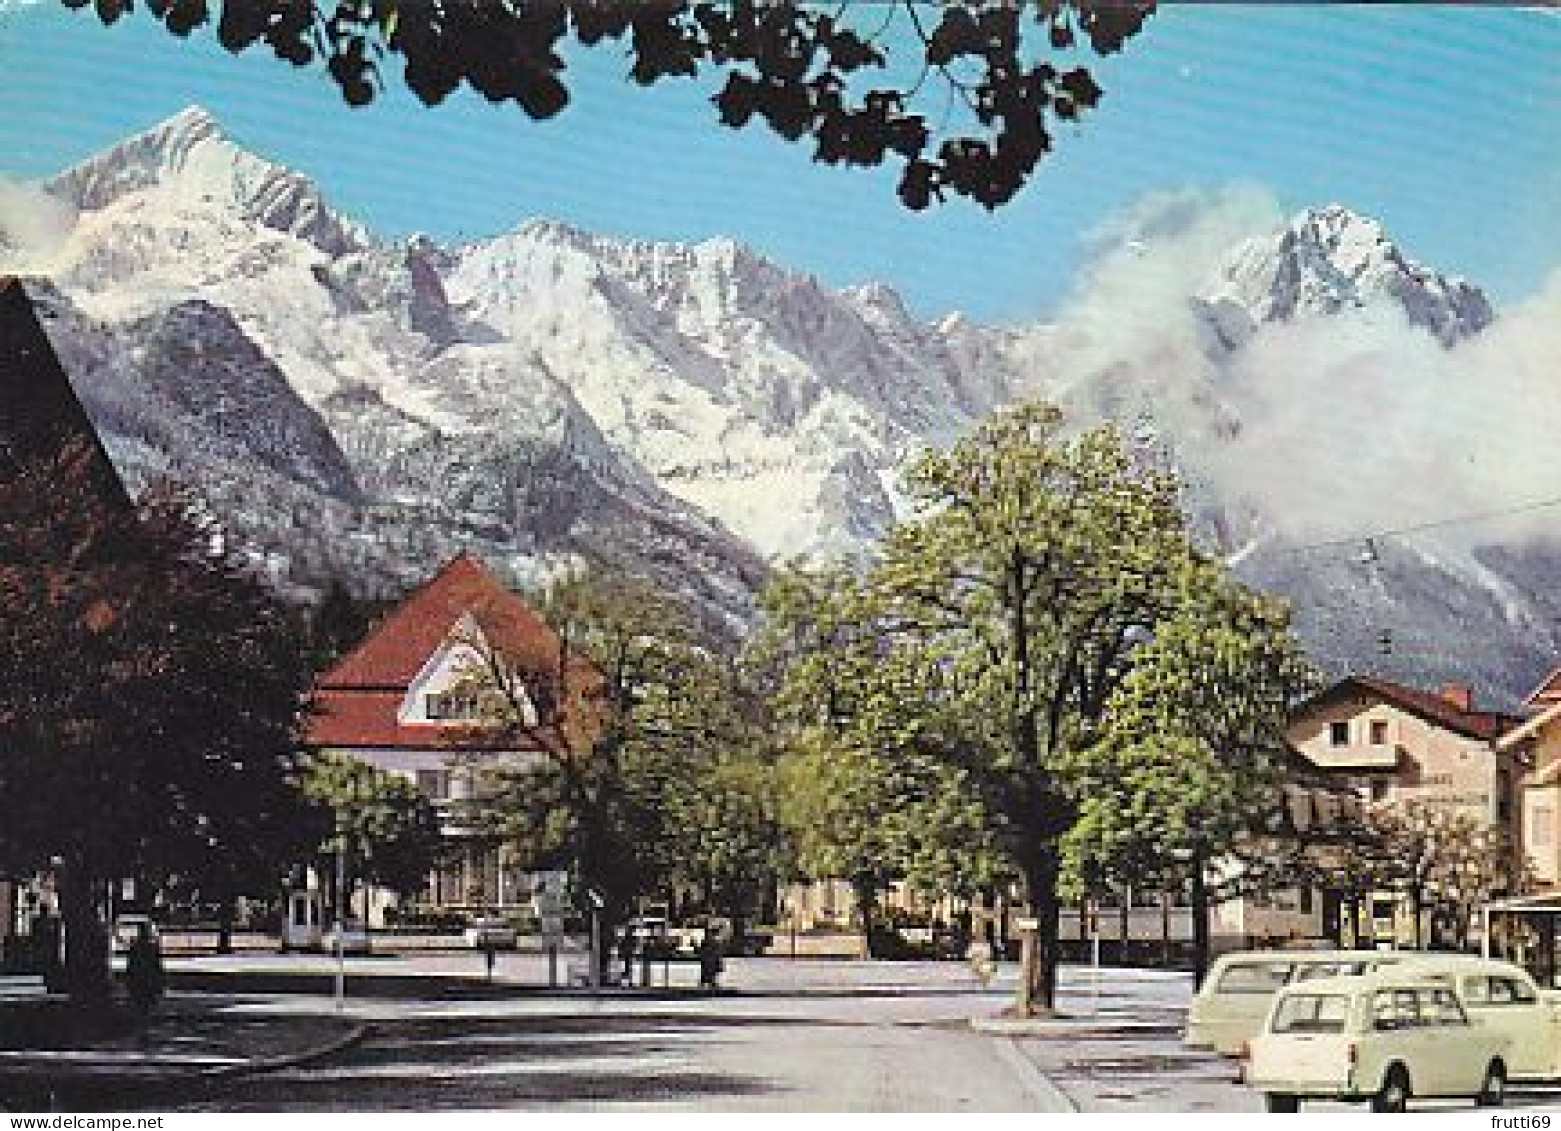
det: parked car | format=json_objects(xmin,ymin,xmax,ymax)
[
  {"xmin": 323, "ymin": 919, "xmax": 371, "ymax": 955},
  {"xmin": 1244, "ymin": 970, "xmax": 1510, "ymax": 1112},
  {"xmin": 110, "ymin": 914, "xmax": 158, "ymax": 955},
  {"xmin": 1186, "ymin": 949, "xmax": 1411, "ymax": 1054},
  {"xmin": 1393, "ymin": 955, "xmax": 1561, "ymax": 1082},
  {"xmin": 464, "ymin": 917, "xmax": 519, "ymax": 950}
]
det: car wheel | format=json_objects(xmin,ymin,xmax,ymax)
[
  {"xmin": 1371, "ymin": 1066, "xmax": 1411, "ymax": 1113},
  {"xmin": 1265, "ymin": 1093, "xmax": 1300, "ymax": 1113},
  {"xmin": 1477, "ymin": 1061, "xmax": 1506, "ymax": 1108}
]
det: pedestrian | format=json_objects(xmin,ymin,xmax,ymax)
[
  {"xmin": 36, "ymin": 912, "xmax": 64, "ymax": 995},
  {"xmin": 617, "ymin": 925, "xmax": 637, "ymax": 988},
  {"xmin": 125, "ymin": 921, "xmax": 164, "ymax": 1016},
  {"xmin": 697, "ymin": 927, "xmax": 724, "ymax": 991}
]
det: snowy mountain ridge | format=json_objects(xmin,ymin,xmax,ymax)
[{"xmin": 8, "ymin": 106, "xmax": 1555, "ymax": 703}]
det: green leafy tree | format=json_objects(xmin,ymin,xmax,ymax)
[
  {"xmin": 64, "ymin": 0, "xmax": 1154, "ymax": 211},
  {"xmin": 0, "ymin": 442, "xmax": 316, "ymax": 1000},
  {"xmin": 762, "ymin": 402, "xmax": 1308, "ymax": 1014},
  {"xmin": 758, "ymin": 564, "xmax": 1001, "ymax": 955},
  {"xmin": 301, "ymin": 752, "xmax": 445, "ymax": 914},
  {"xmin": 1371, "ymin": 802, "xmax": 1528, "ymax": 951},
  {"xmin": 659, "ymin": 733, "xmax": 791, "ymax": 948},
  {"xmin": 1062, "ymin": 572, "xmax": 1316, "ymax": 982},
  {"xmin": 461, "ymin": 568, "xmax": 782, "ymax": 971}
]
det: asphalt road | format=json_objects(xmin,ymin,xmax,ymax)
[
  {"xmin": 58, "ymin": 954, "xmax": 1561, "ymax": 1113},
  {"xmin": 145, "ymin": 955, "xmax": 1065, "ymax": 1112}
]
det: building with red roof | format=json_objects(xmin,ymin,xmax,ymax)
[
  {"xmin": 1288, "ymin": 675, "xmax": 1525, "ymax": 947},
  {"xmin": 1498, "ymin": 665, "xmax": 1561, "ymax": 896},
  {"xmin": 309, "ymin": 552, "xmax": 582, "ymax": 918}
]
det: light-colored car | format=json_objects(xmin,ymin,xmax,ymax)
[
  {"xmin": 1393, "ymin": 955, "xmax": 1561, "ymax": 1082},
  {"xmin": 324, "ymin": 919, "xmax": 372, "ymax": 955},
  {"xmin": 110, "ymin": 914, "xmax": 158, "ymax": 955},
  {"xmin": 464, "ymin": 917, "xmax": 519, "ymax": 950},
  {"xmin": 1245, "ymin": 970, "xmax": 1510, "ymax": 1112},
  {"xmin": 1185, "ymin": 949, "xmax": 1410, "ymax": 1054}
]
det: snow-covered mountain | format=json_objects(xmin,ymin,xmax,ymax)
[
  {"xmin": 7, "ymin": 107, "xmax": 1557, "ymax": 702},
  {"xmin": 1195, "ymin": 204, "xmax": 1494, "ymax": 349}
]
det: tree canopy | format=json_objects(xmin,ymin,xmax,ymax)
[
  {"xmin": 762, "ymin": 402, "xmax": 1309, "ymax": 1012},
  {"xmin": 460, "ymin": 568, "xmax": 790, "ymax": 959},
  {"xmin": 64, "ymin": 0, "xmax": 1156, "ymax": 211},
  {"xmin": 0, "ymin": 441, "xmax": 317, "ymax": 996},
  {"xmin": 302, "ymin": 751, "xmax": 446, "ymax": 902}
]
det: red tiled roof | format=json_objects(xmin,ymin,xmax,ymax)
[
  {"xmin": 320, "ymin": 553, "xmax": 562, "ymax": 691},
  {"xmin": 1304, "ymin": 675, "xmax": 1521, "ymax": 743},
  {"xmin": 308, "ymin": 553, "xmax": 591, "ymax": 751},
  {"xmin": 1523, "ymin": 665, "xmax": 1561, "ymax": 710}
]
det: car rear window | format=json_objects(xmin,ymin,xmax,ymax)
[
  {"xmin": 1272, "ymin": 993, "xmax": 1351, "ymax": 1034},
  {"xmin": 1294, "ymin": 960, "xmax": 1369, "ymax": 981},
  {"xmin": 1216, "ymin": 961, "xmax": 1295, "ymax": 993}
]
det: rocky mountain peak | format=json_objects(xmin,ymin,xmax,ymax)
[
  {"xmin": 1199, "ymin": 204, "xmax": 1494, "ymax": 347},
  {"xmin": 47, "ymin": 106, "xmax": 368, "ymax": 258}
]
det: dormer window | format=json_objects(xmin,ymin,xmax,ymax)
[
  {"xmin": 425, "ymin": 690, "xmax": 494, "ymax": 721},
  {"xmin": 1370, "ymin": 719, "xmax": 1388, "ymax": 745},
  {"xmin": 1330, "ymin": 721, "xmax": 1350, "ymax": 746}
]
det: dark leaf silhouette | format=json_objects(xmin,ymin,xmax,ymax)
[{"xmin": 62, "ymin": 0, "xmax": 1156, "ymax": 212}]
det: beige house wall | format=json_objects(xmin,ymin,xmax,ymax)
[
  {"xmin": 1289, "ymin": 698, "xmax": 1508, "ymax": 826},
  {"xmin": 1514, "ymin": 720, "xmax": 1561, "ymax": 889}
]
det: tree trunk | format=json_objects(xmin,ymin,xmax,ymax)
[
  {"xmin": 853, "ymin": 876, "xmax": 878, "ymax": 959},
  {"xmin": 1161, "ymin": 891, "xmax": 1173, "ymax": 968},
  {"xmin": 1015, "ymin": 853, "xmax": 1061, "ymax": 1016},
  {"xmin": 57, "ymin": 864, "xmax": 112, "ymax": 1008},
  {"xmin": 1190, "ymin": 859, "xmax": 1211, "ymax": 990},
  {"xmin": 217, "ymin": 894, "xmax": 236, "ymax": 955}
]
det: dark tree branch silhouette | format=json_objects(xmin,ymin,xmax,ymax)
[{"xmin": 61, "ymin": 0, "xmax": 1155, "ymax": 211}]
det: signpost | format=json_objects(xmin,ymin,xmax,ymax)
[
  {"xmin": 532, "ymin": 878, "xmax": 568, "ymax": 988},
  {"xmin": 585, "ymin": 888, "xmax": 605, "ymax": 993}
]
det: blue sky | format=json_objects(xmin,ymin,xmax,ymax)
[{"xmin": 0, "ymin": 1, "xmax": 1556, "ymax": 322}]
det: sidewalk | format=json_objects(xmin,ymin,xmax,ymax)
[{"xmin": 0, "ymin": 994, "xmax": 365, "ymax": 1108}]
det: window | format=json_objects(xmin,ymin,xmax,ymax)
[
  {"xmin": 415, "ymin": 769, "xmax": 449, "ymax": 799},
  {"xmin": 1371, "ymin": 779, "xmax": 1391, "ymax": 802},
  {"xmin": 425, "ymin": 690, "xmax": 500, "ymax": 721},
  {"xmin": 1330, "ymin": 721, "xmax": 1350, "ymax": 746},
  {"xmin": 1370, "ymin": 719, "xmax": 1389, "ymax": 745},
  {"xmin": 1534, "ymin": 806, "xmax": 1555, "ymax": 848},
  {"xmin": 1295, "ymin": 961, "xmax": 1367, "ymax": 982},
  {"xmin": 1373, "ymin": 988, "xmax": 1422, "ymax": 1030},
  {"xmin": 1272, "ymin": 993, "xmax": 1350, "ymax": 1034},
  {"xmin": 1299, "ymin": 886, "xmax": 1314, "ymax": 915},
  {"xmin": 1426, "ymin": 988, "xmax": 1469, "ymax": 1026},
  {"xmin": 1488, "ymin": 976, "xmax": 1538, "ymax": 1006},
  {"xmin": 1217, "ymin": 962, "xmax": 1294, "ymax": 994}
]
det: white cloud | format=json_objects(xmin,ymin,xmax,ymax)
[
  {"xmin": 0, "ymin": 177, "xmax": 77, "ymax": 275},
  {"xmin": 1014, "ymin": 187, "xmax": 1561, "ymax": 553}
]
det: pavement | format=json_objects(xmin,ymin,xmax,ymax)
[
  {"xmin": 1, "ymin": 950, "xmax": 1069, "ymax": 1112},
  {"xmin": 0, "ymin": 988, "xmax": 367, "ymax": 1110}
]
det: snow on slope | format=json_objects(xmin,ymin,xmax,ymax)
[{"xmin": 9, "ymin": 107, "xmax": 1558, "ymax": 701}]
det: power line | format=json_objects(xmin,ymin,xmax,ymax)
[{"xmin": 1251, "ymin": 493, "xmax": 1561, "ymax": 558}]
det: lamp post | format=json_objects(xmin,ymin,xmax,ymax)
[
  {"xmin": 334, "ymin": 812, "xmax": 347, "ymax": 1014},
  {"xmin": 586, "ymin": 887, "xmax": 605, "ymax": 993}
]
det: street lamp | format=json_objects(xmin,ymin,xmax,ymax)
[
  {"xmin": 586, "ymin": 887, "xmax": 605, "ymax": 993},
  {"xmin": 334, "ymin": 808, "xmax": 347, "ymax": 1014}
]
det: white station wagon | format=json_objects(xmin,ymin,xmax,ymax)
[
  {"xmin": 1245, "ymin": 970, "xmax": 1510, "ymax": 1112},
  {"xmin": 1185, "ymin": 949, "xmax": 1409, "ymax": 1055},
  {"xmin": 1396, "ymin": 956, "xmax": 1561, "ymax": 1082}
]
